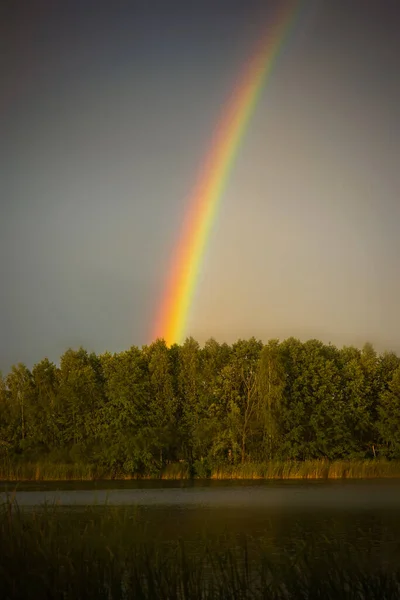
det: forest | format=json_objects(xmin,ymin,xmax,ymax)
[{"xmin": 1, "ymin": 336, "xmax": 400, "ymax": 478}]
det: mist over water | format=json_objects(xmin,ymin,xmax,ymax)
[{"xmin": 3, "ymin": 479, "xmax": 400, "ymax": 510}]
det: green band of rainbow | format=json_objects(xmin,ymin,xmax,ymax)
[{"xmin": 152, "ymin": 0, "xmax": 301, "ymax": 346}]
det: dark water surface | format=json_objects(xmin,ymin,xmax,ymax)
[
  {"xmin": 2, "ymin": 479, "xmax": 400, "ymax": 559},
  {"xmin": 2, "ymin": 478, "xmax": 400, "ymax": 510}
]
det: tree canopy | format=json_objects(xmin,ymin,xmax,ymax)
[{"xmin": 1, "ymin": 337, "xmax": 399, "ymax": 477}]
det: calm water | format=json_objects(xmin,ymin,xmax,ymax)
[
  {"xmin": 2, "ymin": 478, "xmax": 400, "ymax": 509},
  {"xmin": 2, "ymin": 479, "xmax": 400, "ymax": 559}
]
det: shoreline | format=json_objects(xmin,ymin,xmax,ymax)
[{"xmin": 2, "ymin": 458, "xmax": 400, "ymax": 482}]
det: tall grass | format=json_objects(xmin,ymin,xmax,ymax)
[
  {"xmin": 0, "ymin": 460, "xmax": 104, "ymax": 481},
  {"xmin": 211, "ymin": 459, "xmax": 400, "ymax": 480},
  {"xmin": 161, "ymin": 462, "xmax": 191, "ymax": 480},
  {"xmin": 1, "ymin": 498, "xmax": 400, "ymax": 599},
  {"xmin": 1, "ymin": 458, "xmax": 400, "ymax": 482},
  {"xmin": 0, "ymin": 460, "xmax": 190, "ymax": 481}
]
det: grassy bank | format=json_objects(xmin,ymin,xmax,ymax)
[
  {"xmin": 0, "ymin": 460, "xmax": 191, "ymax": 481},
  {"xmin": 211, "ymin": 459, "xmax": 400, "ymax": 480},
  {"xmin": 1, "ymin": 499, "xmax": 400, "ymax": 599},
  {"xmin": 1, "ymin": 459, "xmax": 400, "ymax": 482}
]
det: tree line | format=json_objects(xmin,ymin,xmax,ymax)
[{"xmin": 1, "ymin": 337, "xmax": 400, "ymax": 476}]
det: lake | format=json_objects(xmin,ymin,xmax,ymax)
[{"xmin": 2, "ymin": 478, "xmax": 400, "ymax": 557}]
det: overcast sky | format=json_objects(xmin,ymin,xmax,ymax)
[{"xmin": 1, "ymin": 0, "xmax": 399, "ymax": 371}]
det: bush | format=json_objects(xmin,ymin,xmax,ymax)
[{"xmin": 193, "ymin": 458, "xmax": 212, "ymax": 479}]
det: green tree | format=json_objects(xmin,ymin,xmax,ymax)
[
  {"xmin": 6, "ymin": 363, "xmax": 35, "ymax": 445},
  {"xmin": 177, "ymin": 337, "xmax": 202, "ymax": 466},
  {"xmin": 257, "ymin": 340, "xmax": 285, "ymax": 460},
  {"xmin": 31, "ymin": 358, "xmax": 60, "ymax": 450},
  {"xmin": 217, "ymin": 338, "xmax": 263, "ymax": 463},
  {"xmin": 277, "ymin": 339, "xmax": 348, "ymax": 460},
  {"xmin": 195, "ymin": 339, "xmax": 233, "ymax": 471},
  {"xmin": 0, "ymin": 372, "xmax": 12, "ymax": 459},
  {"xmin": 142, "ymin": 339, "xmax": 177, "ymax": 466},
  {"xmin": 99, "ymin": 346, "xmax": 150, "ymax": 475},
  {"xmin": 340, "ymin": 343, "xmax": 379, "ymax": 457},
  {"xmin": 58, "ymin": 348, "xmax": 105, "ymax": 451},
  {"xmin": 377, "ymin": 367, "xmax": 400, "ymax": 458}
]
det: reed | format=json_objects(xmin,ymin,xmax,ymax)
[
  {"xmin": 0, "ymin": 460, "xmax": 191, "ymax": 482},
  {"xmin": 161, "ymin": 462, "xmax": 191, "ymax": 479},
  {"xmin": 210, "ymin": 459, "xmax": 400, "ymax": 480},
  {"xmin": 1, "ymin": 458, "xmax": 400, "ymax": 482},
  {"xmin": 1, "ymin": 499, "xmax": 400, "ymax": 599},
  {"xmin": 0, "ymin": 461, "xmax": 106, "ymax": 481}
]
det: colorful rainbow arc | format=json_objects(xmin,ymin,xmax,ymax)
[{"xmin": 152, "ymin": 0, "xmax": 301, "ymax": 346}]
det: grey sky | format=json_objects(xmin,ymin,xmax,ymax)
[{"xmin": 1, "ymin": 0, "xmax": 399, "ymax": 371}]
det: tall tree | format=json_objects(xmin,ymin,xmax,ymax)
[
  {"xmin": 142, "ymin": 339, "xmax": 177, "ymax": 465},
  {"xmin": 6, "ymin": 363, "xmax": 35, "ymax": 445},
  {"xmin": 377, "ymin": 366, "xmax": 400, "ymax": 458},
  {"xmin": 220, "ymin": 338, "xmax": 263, "ymax": 463},
  {"xmin": 177, "ymin": 337, "xmax": 202, "ymax": 465},
  {"xmin": 58, "ymin": 348, "xmax": 104, "ymax": 450},
  {"xmin": 257, "ymin": 340, "xmax": 285, "ymax": 460},
  {"xmin": 0, "ymin": 372, "xmax": 12, "ymax": 458},
  {"xmin": 99, "ymin": 346, "xmax": 150, "ymax": 475},
  {"xmin": 31, "ymin": 358, "xmax": 60, "ymax": 449},
  {"xmin": 340, "ymin": 343, "xmax": 379, "ymax": 457}
]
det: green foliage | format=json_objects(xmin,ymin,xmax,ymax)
[
  {"xmin": 1, "ymin": 337, "xmax": 400, "ymax": 479},
  {"xmin": 377, "ymin": 367, "xmax": 400, "ymax": 458}
]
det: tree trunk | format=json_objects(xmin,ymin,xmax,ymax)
[{"xmin": 19, "ymin": 392, "xmax": 25, "ymax": 440}]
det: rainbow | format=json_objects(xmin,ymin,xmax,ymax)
[{"xmin": 152, "ymin": 0, "xmax": 301, "ymax": 346}]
